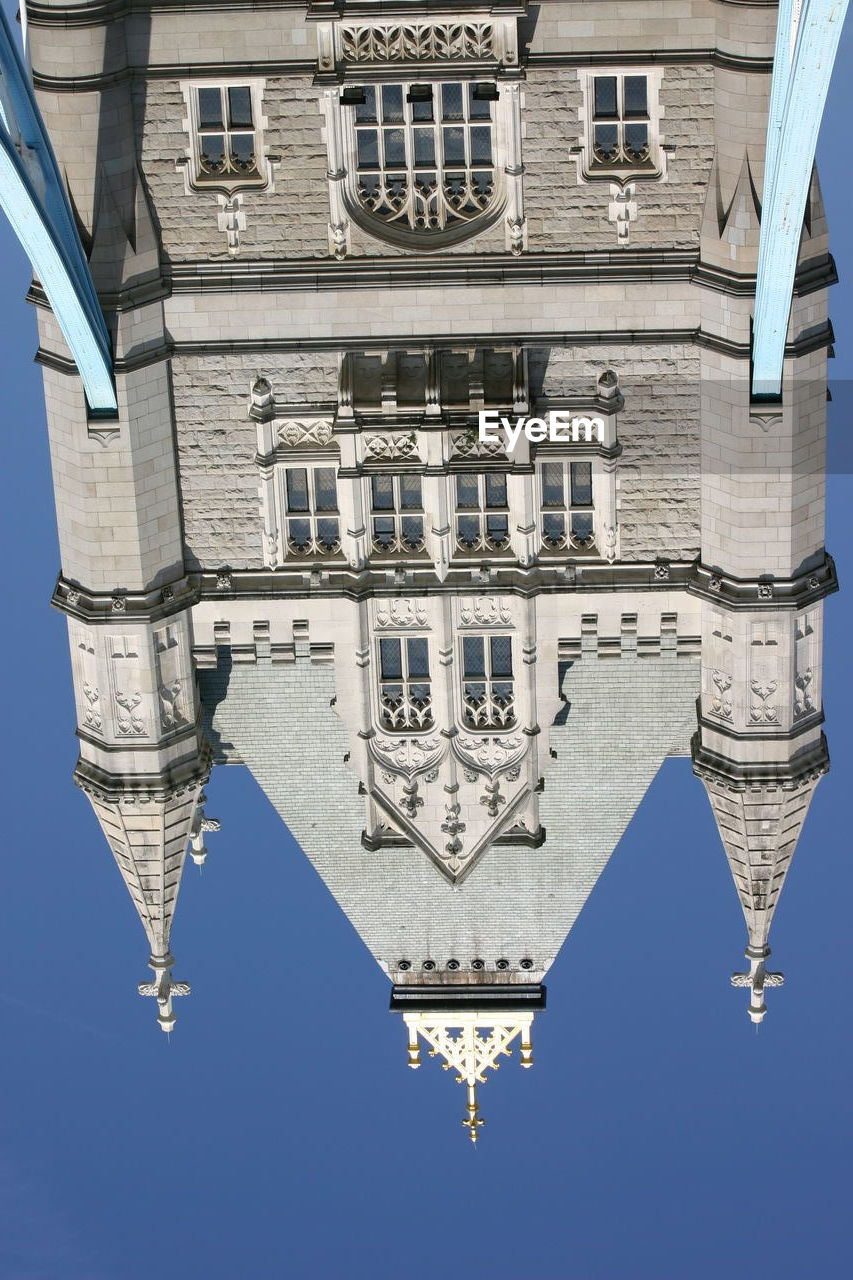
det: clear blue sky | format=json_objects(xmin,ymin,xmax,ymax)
[{"xmin": 0, "ymin": 9, "xmax": 851, "ymax": 1279}]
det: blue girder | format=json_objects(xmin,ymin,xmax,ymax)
[
  {"xmin": 0, "ymin": 8, "xmax": 116, "ymax": 412},
  {"xmin": 752, "ymin": 0, "xmax": 849, "ymax": 397}
]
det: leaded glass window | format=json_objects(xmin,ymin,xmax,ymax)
[
  {"xmin": 283, "ymin": 466, "xmax": 340, "ymax": 555},
  {"xmin": 370, "ymin": 475, "xmax": 425, "ymax": 553},
  {"xmin": 350, "ymin": 83, "xmax": 496, "ymax": 234},
  {"xmin": 590, "ymin": 74, "xmax": 652, "ymax": 170},
  {"xmin": 538, "ymin": 461, "xmax": 595, "ymax": 551},
  {"xmin": 379, "ymin": 636, "xmax": 433, "ymax": 731},
  {"xmin": 194, "ymin": 85, "xmax": 260, "ymax": 181},
  {"xmin": 455, "ymin": 472, "xmax": 510, "ymax": 552},
  {"xmin": 462, "ymin": 635, "xmax": 515, "ymax": 729}
]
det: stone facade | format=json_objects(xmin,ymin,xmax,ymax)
[{"xmin": 21, "ymin": 0, "xmax": 838, "ymax": 1092}]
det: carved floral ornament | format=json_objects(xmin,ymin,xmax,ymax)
[
  {"xmin": 316, "ymin": 17, "xmax": 519, "ymax": 73},
  {"xmin": 458, "ymin": 596, "xmax": 513, "ymax": 628},
  {"xmin": 375, "ymin": 599, "xmax": 429, "ymax": 629}
]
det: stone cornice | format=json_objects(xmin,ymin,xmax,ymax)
[
  {"xmin": 25, "ymin": 251, "xmax": 835, "ymax": 319},
  {"xmin": 390, "ymin": 984, "xmax": 545, "ymax": 1012},
  {"xmin": 691, "ymin": 732, "xmax": 830, "ymax": 789},
  {"xmin": 688, "ymin": 555, "xmax": 838, "ymax": 610},
  {"xmin": 51, "ymin": 572, "xmax": 199, "ymax": 622},
  {"xmin": 191, "ymin": 561, "xmax": 700, "ymax": 605},
  {"xmin": 33, "ymin": 319, "xmax": 833, "ymax": 378},
  {"xmin": 73, "ymin": 745, "xmax": 212, "ymax": 805},
  {"xmin": 29, "ymin": 46, "xmax": 771, "ymax": 92}
]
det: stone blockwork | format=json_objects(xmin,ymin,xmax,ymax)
[
  {"xmin": 173, "ymin": 350, "xmax": 338, "ymax": 570},
  {"xmin": 523, "ymin": 66, "xmax": 714, "ymax": 252},
  {"xmin": 532, "ymin": 343, "xmax": 701, "ymax": 560},
  {"xmin": 137, "ymin": 62, "xmax": 715, "ymax": 262},
  {"xmin": 174, "ymin": 342, "xmax": 699, "ymax": 571}
]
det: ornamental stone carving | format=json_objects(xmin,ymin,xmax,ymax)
[
  {"xmin": 115, "ymin": 690, "xmax": 146, "ymax": 736},
  {"xmin": 340, "ymin": 22, "xmax": 495, "ymax": 64},
  {"xmin": 82, "ymin": 682, "xmax": 102, "ymax": 733},
  {"xmin": 450, "ymin": 430, "xmax": 506, "ymax": 459},
  {"xmin": 749, "ymin": 679, "xmax": 779, "ymax": 724},
  {"xmin": 710, "ymin": 670, "xmax": 733, "ymax": 721},
  {"xmin": 365, "ymin": 433, "xmax": 419, "ymax": 461},
  {"xmin": 277, "ymin": 419, "xmax": 334, "ymax": 448},
  {"xmin": 371, "ymin": 734, "xmax": 445, "ymax": 777},
  {"xmin": 375, "ymin": 599, "xmax": 429, "ymax": 629},
  {"xmin": 459, "ymin": 597, "xmax": 513, "ymax": 627},
  {"xmin": 454, "ymin": 733, "xmax": 526, "ymax": 777}
]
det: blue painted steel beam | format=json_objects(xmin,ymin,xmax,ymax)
[
  {"xmin": 0, "ymin": 9, "xmax": 116, "ymax": 412},
  {"xmin": 752, "ymin": 0, "xmax": 849, "ymax": 397}
]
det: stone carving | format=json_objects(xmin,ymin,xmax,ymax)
[
  {"xmin": 757, "ymin": 582, "xmax": 774, "ymax": 600},
  {"xmin": 82, "ymin": 682, "xmax": 102, "ymax": 732},
  {"xmin": 603, "ymin": 525, "xmax": 617, "ymax": 564},
  {"xmin": 216, "ymin": 192, "xmax": 246, "ymax": 255},
  {"xmin": 400, "ymin": 780, "xmax": 424, "ymax": 820},
  {"xmin": 340, "ymin": 22, "xmax": 494, "ymax": 64},
  {"xmin": 161, "ymin": 584, "xmax": 174, "ymax": 603},
  {"xmin": 159, "ymin": 679, "xmax": 188, "ymax": 732},
  {"xmin": 265, "ymin": 531, "xmax": 281, "ymax": 569},
  {"xmin": 277, "ymin": 419, "xmax": 334, "ymax": 448},
  {"xmin": 440, "ymin": 803, "xmax": 467, "ymax": 875},
  {"xmin": 794, "ymin": 668, "xmax": 814, "ymax": 720},
  {"xmin": 454, "ymin": 734, "xmax": 526, "ymax": 777},
  {"xmin": 709, "ymin": 575, "xmax": 723, "ymax": 591},
  {"xmin": 749, "ymin": 679, "xmax": 779, "ymax": 724},
  {"xmin": 111, "ymin": 594, "xmax": 126, "ymax": 612},
  {"xmin": 480, "ymin": 780, "xmax": 506, "ymax": 817},
  {"xmin": 365, "ymin": 433, "xmax": 418, "ymax": 461},
  {"xmin": 375, "ymin": 599, "xmax": 429, "ymax": 628},
  {"xmin": 710, "ymin": 670, "xmax": 733, "ymax": 721},
  {"xmin": 115, "ymin": 691, "xmax": 146, "ymax": 736},
  {"xmin": 459, "ymin": 597, "xmax": 512, "ymax": 627},
  {"xmin": 751, "ymin": 413, "xmax": 783, "ymax": 433},
  {"xmin": 608, "ymin": 182, "xmax": 638, "ymax": 244},
  {"xmin": 450, "ymin": 430, "xmax": 505, "ymax": 459},
  {"xmin": 654, "ymin": 561, "xmax": 670, "ymax": 581},
  {"xmin": 371, "ymin": 734, "xmax": 444, "ymax": 777},
  {"xmin": 66, "ymin": 588, "xmax": 81, "ymax": 606},
  {"xmin": 216, "ymin": 571, "xmax": 233, "ymax": 590}
]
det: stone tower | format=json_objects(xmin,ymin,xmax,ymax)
[{"xmin": 19, "ymin": 1, "xmax": 836, "ymax": 1132}]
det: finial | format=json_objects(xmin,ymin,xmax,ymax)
[
  {"xmin": 188, "ymin": 796, "xmax": 220, "ymax": 868},
  {"xmin": 462, "ymin": 1084, "xmax": 484, "ymax": 1144},
  {"xmin": 731, "ymin": 944, "xmax": 784, "ymax": 1023},
  {"xmin": 137, "ymin": 952, "xmax": 191, "ymax": 1032},
  {"xmin": 403, "ymin": 1011, "xmax": 534, "ymax": 1141}
]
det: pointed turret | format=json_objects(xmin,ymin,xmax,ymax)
[
  {"xmin": 696, "ymin": 749, "xmax": 828, "ymax": 1021},
  {"xmin": 82, "ymin": 780, "xmax": 205, "ymax": 1030}
]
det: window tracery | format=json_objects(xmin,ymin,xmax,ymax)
[
  {"xmin": 370, "ymin": 474, "xmax": 426, "ymax": 554},
  {"xmin": 454, "ymin": 472, "xmax": 510, "ymax": 553},
  {"xmin": 538, "ymin": 460, "xmax": 595, "ymax": 552},
  {"xmin": 461, "ymin": 634, "xmax": 515, "ymax": 729},
  {"xmin": 180, "ymin": 80, "xmax": 270, "ymax": 192},
  {"xmin": 352, "ymin": 82, "xmax": 496, "ymax": 235},
  {"xmin": 321, "ymin": 79, "xmax": 525, "ymax": 255},
  {"xmin": 379, "ymin": 636, "xmax": 434, "ymax": 731}
]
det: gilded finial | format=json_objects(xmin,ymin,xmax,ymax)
[{"xmin": 462, "ymin": 1084, "xmax": 484, "ymax": 1144}]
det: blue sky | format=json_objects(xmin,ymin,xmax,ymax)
[{"xmin": 0, "ymin": 10, "xmax": 851, "ymax": 1280}]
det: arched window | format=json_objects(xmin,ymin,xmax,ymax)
[
  {"xmin": 324, "ymin": 80, "xmax": 524, "ymax": 254},
  {"xmin": 352, "ymin": 82, "xmax": 495, "ymax": 235}
]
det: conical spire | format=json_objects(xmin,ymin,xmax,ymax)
[
  {"xmin": 697, "ymin": 747, "xmax": 827, "ymax": 1021},
  {"xmin": 84, "ymin": 782, "xmax": 204, "ymax": 1030}
]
